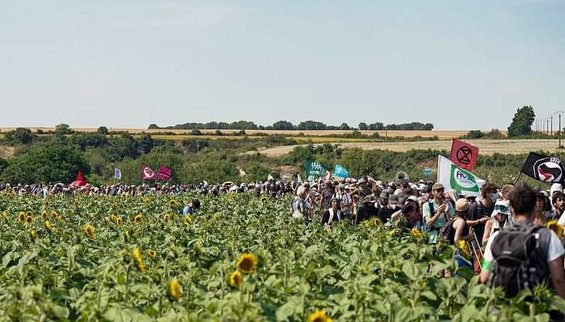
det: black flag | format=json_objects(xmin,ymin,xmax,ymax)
[{"xmin": 520, "ymin": 152, "xmax": 565, "ymax": 183}]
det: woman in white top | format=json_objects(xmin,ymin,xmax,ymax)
[{"xmin": 482, "ymin": 200, "xmax": 512, "ymax": 246}]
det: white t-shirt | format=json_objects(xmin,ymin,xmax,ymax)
[{"xmin": 482, "ymin": 228, "xmax": 565, "ymax": 271}]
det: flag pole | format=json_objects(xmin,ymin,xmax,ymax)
[{"xmin": 514, "ymin": 172, "xmax": 522, "ymax": 185}]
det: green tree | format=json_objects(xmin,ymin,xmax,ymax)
[
  {"xmin": 1, "ymin": 144, "xmax": 89, "ymax": 183},
  {"xmin": 508, "ymin": 106, "xmax": 535, "ymax": 137},
  {"xmin": 272, "ymin": 120, "xmax": 294, "ymax": 130},
  {"xmin": 54, "ymin": 123, "xmax": 73, "ymax": 136},
  {"xmin": 4, "ymin": 128, "xmax": 35, "ymax": 144},
  {"xmin": 97, "ymin": 126, "xmax": 109, "ymax": 135},
  {"xmin": 358, "ymin": 122, "xmax": 368, "ymax": 130}
]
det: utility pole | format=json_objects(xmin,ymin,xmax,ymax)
[
  {"xmin": 551, "ymin": 115, "xmax": 553, "ymax": 136},
  {"xmin": 559, "ymin": 113, "xmax": 562, "ymax": 148}
]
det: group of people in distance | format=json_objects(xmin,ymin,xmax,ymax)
[{"xmin": 291, "ymin": 175, "xmax": 565, "ymax": 311}]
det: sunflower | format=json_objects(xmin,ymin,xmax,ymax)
[
  {"xmin": 51, "ymin": 211, "xmax": 58, "ymax": 219},
  {"xmin": 30, "ymin": 229, "xmax": 37, "ymax": 240},
  {"xmin": 147, "ymin": 250, "xmax": 157, "ymax": 258},
  {"xmin": 167, "ymin": 278, "xmax": 182, "ymax": 301},
  {"xmin": 195, "ymin": 243, "xmax": 204, "ymax": 255},
  {"xmin": 169, "ymin": 200, "xmax": 177, "ymax": 207},
  {"xmin": 163, "ymin": 213, "xmax": 171, "ymax": 222},
  {"xmin": 410, "ymin": 227, "xmax": 424, "ymax": 240},
  {"xmin": 41, "ymin": 212, "xmax": 48, "ymax": 220},
  {"xmin": 44, "ymin": 220, "xmax": 52, "ymax": 232},
  {"xmin": 236, "ymin": 253, "xmax": 258, "ymax": 274},
  {"xmin": 18, "ymin": 212, "xmax": 26, "ymax": 223},
  {"xmin": 26, "ymin": 210, "xmax": 33, "ymax": 217},
  {"xmin": 373, "ymin": 218, "xmax": 382, "ymax": 227},
  {"xmin": 110, "ymin": 214, "xmax": 117, "ymax": 223},
  {"xmin": 456, "ymin": 240, "xmax": 472, "ymax": 260},
  {"xmin": 84, "ymin": 224, "xmax": 95, "ymax": 239},
  {"xmin": 132, "ymin": 248, "xmax": 146, "ymax": 272},
  {"xmin": 308, "ymin": 310, "xmax": 333, "ymax": 322},
  {"xmin": 229, "ymin": 271, "xmax": 243, "ymax": 288},
  {"xmin": 546, "ymin": 220, "xmax": 564, "ymax": 239},
  {"xmin": 134, "ymin": 215, "xmax": 142, "ymax": 223},
  {"xmin": 116, "ymin": 217, "xmax": 123, "ymax": 226},
  {"xmin": 185, "ymin": 216, "xmax": 193, "ymax": 225},
  {"xmin": 25, "ymin": 215, "xmax": 33, "ymax": 224}
]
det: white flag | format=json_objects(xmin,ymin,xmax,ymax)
[
  {"xmin": 437, "ymin": 155, "xmax": 485, "ymax": 197},
  {"xmin": 114, "ymin": 168, "xmax": 122, "ymax": 180}
]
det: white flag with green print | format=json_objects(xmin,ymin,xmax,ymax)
[{"xmin": 437, "ymin": 155, "xmax": 485, "ymax": 196}]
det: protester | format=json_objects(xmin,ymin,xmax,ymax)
[
  {"xmin": 481, "ymin": 200, "xmax": 512, "ymax": 246},
  {"xmin": 182, "ymin": 198, "xmax": 201, "ymax": 215},
  {"xmin": 321, "ymin": 198, "xmax": 342, "ymax": 228},
  {"xmin": 480, "ymin": 181, "xmax": 565, "ymax": 300},
  {"xmin": 423, "ymin": 183, "xmax": 454, "ymax": 243}
]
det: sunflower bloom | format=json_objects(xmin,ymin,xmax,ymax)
[
  {"xmin": 229, "ymin": 271, "xmax": 243, "ymax": 288},
  {"xmin": 51, "ymin": 211, "xmax": 58, "ymax": 219},
  {"xmin": 308, "ymin": 310, "xmax": 333, "ymax": 322},
  {"xmin": 25, "ymin": 215, "xmax": 33, "ymax": 224},
  {"xmin": 132, "ymin": 248, "xmax": 146, "ymax": 272},
  {"xmin": 163, "ymin": 213, "xmax": 171, "ymax": 222},
  {"xmin": 167, "ymin": 278, "xmax": 182, "ymax": 301},
  {"xmin": 456, "ymin": 240, "xmax": 472, "ymax": 260},
  {"xmin": 410, "ymin": 227, "xmax": 424, "ymax": 240},
  {"xmin": 147, "ymin": 250, "xmax": 157, "ymax": 258},
  {"xmin": 185, "ymin": 216, "xmax": 193, "ymax": 225},
  {"xmin": 169, "ymin": 200, "xmax": 177, "ymax": 207},
  {"xmin": 546, "ymin": 220, "xmax": 564, "ymax": 239},
  {"xmin": 84, "ymin": 224, "xmax": 95, "ymax": 239},
  {"xmin": 373, "ymin": 218, "xmax": 382, "ymax": 227},
  {"xmin": 44, "ymin": 220, "xmax": 52, "ymax": 232},
  {"xmin": 41, "ymin": 212, "xmax": 48, "ymax": 220},
  {"xmin": 116, "ymin": 217, "xmax": 123, "ymax": 226},
  {"xmin": 236, "ymin": 253, "xmax": 258, "ymax": 275},
  {"xmin": 18, "ymin": 212, "xmax": 26, "ymax": 223},
  {"xmin": 30, "ymin": 229, "xmax": 37, "ymax": 240},
  {"xmin": 134, "ymin": 215, "xmax": 142, "ymax": 223}
]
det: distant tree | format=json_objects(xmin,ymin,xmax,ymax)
[
  {"xmin": 358, "ymin": 122, "xmax": 368, "ymax": 131},
  {"xmin": 508, "ymin": 106, "xmax": 535, "ymax": 137},
  {"xmin": 137, "ymin": 134, "xmax": 154, "ymax": 154},
  {"xmin": 339, "ymin": 123, "xmax": 350, "ymax": 130},
  {"xmin": 148, "ymin": 124, "xmax": 160, "ymax": 129},
  {"xmin": 4, "ymin": 127, "xmax": 35, "ymax": 144},
  {"xmin": 296, "ymin": 121, "xmax": 327, "ymax": 130},
  {"xmin": 272, "ymin": 120, "xmax": 294, "ymax": 130},
  {"xmin": 190, "ymin": 129, "xmax": 203, "ymax": 136},
  {"xmin": 97, "ymin": 126, "xmax": 109, "ymax": 135},
  {"xmin": 463, "ymin": 130, "xmax": 484, "ymax": 139},
  {"xmin": 54, "ymin": 123, "xmax": 73, "ymax": 136}
]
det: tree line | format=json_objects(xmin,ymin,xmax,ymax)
[{"xmin": 149, "ymin": 120, "xmax": 435, "ymax": 131}]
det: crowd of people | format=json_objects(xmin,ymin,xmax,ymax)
[
  {"xmin": 3, "ymin": 174, "xmax": 565, "ymax": 310},
  {"xmin": 291, "ymin": 174, "xmax": 565, "ymax": 312}
]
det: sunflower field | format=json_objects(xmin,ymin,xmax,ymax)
[{"xmin": 1, "ymin": 193, "xmax": 565, "ymax": 322}]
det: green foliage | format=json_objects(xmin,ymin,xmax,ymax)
[
  {"xmin": 1, "ymin": 144, "xmax": 90, "ymax": 183},
  {"xmin": 3, "ymin": 128, "xmax": 36, "ymax": 145},
  {"xmin": 54, "ymin": 123, "xmax": 73, "ymax": 136},
  {"xmin": 508, "ymin": 106, "xmax": 535, "ymax": 137},
  {"xmin": 0, "ymin": 194, "xmax": 562, "ymax": 321},
  {"xmin": 97, "ymin": 126, "xmax": 109, "ymax": 135},
  {"xmin": 461, "ymin": 130, "xmax": 485, "ymax": 139}
]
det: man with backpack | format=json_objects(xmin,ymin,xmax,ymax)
[{"xmin": 479, "ymin": 181, "xmax": 565, "ymax": 299}]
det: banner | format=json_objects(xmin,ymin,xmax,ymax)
[
  {"xmin": 437, "ymin": 155, "xmax": 485, "ymax": 196},
  {"xmin": 333, "ymin": 164, "xmax": 349, "ymax": 179},
  {"xmin": 321, "ymin": 170, "xmax": 331, "ymax": 182},
  {"xmin": 449, "ymin": 139, "xmax": 479, "ymax": 170},
  {"xmin": 140, "ymin": 165, "xmax": 155, "ymax": 180},
  {"xmin": 156, "ymin": 166, "xmax": 172, "ymax": 181},
  {"xmin": 305, "ymin": 161, "xmax": 327, "ymax": 182},
  {"xmin": 114, "ymin": 168, "xmax": 122, "ymax": 180},
  {"xmin": 520, "ymin": 152, "xmax": 565, "ymax": 183}
]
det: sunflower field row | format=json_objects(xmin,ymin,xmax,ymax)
[{"xmin": 0, "ymin": 193, "xmax": 564, "ymax": 321}]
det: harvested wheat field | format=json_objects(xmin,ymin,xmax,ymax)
[
  {"xmin": 0, "ymin": 128, "xmax": 468, "ymax": 139},
  {"xmin": 253, "ymin": 139, "xmax": 564, "ymax": 157}
]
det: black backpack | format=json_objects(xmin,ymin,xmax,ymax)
[
  {"xmin": 439, "ymin": 218, "xmax": 456, "ymax": 244},
  {"xmin": 488, "ymin": 224, "xmax": 549, "ymax": 297}
]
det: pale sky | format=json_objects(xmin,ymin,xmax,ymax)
[{"xmin": 1, "ymin": 0, "xmax": 564, "ymax": 130}]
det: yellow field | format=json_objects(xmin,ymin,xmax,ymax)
[
  {"xmin": 0, "ymin": 127, "xmax": 468, "ymax": 139},
  {"xmin": 251, "ymin": 139, "xmax": 563, "ymax": 157},
  {"xmin": 0, "ymin": 145, "xmax": 15, "ymax": 158}
]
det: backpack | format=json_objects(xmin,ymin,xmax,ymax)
[
  {"xmin": 439, "ymin": 218, "xmax": 456, "ymax": 243},
  {"xmin": 488, "ymin": 224, "xmax": 548, "ymax": 297}
]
